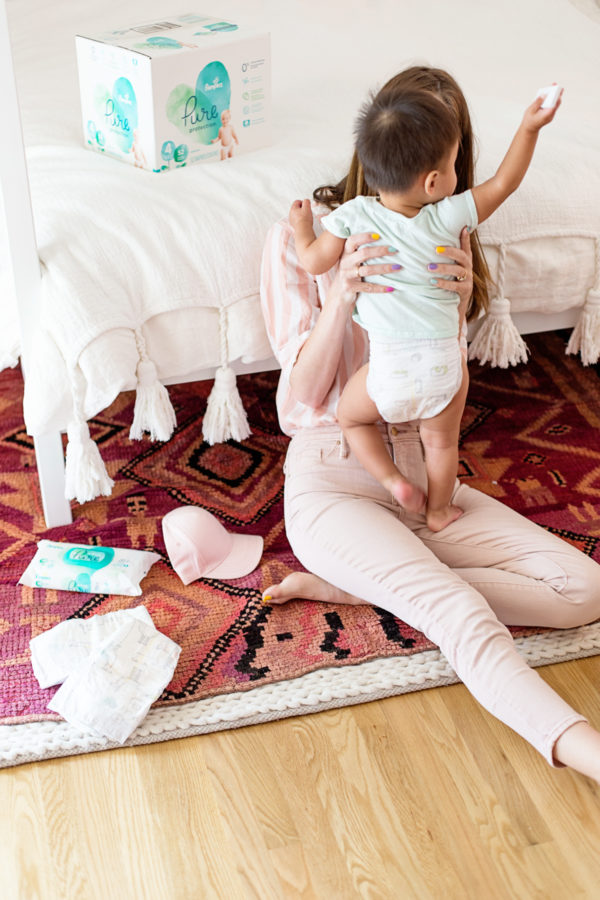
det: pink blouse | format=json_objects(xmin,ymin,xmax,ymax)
[
  {"xmin": 260, "ymin": 215, "xmax": 368, "ymax": 436},
  {"xmin": 260, "ymin": 213, "xmax": 468, "ymax": 436}
]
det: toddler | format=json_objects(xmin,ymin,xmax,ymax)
[{"xmin": 289, "ymin": 86, "xmax": 561, "ymax": 531}]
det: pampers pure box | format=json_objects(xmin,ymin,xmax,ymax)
[{"xmin": 75, "ymin": 12, "xmax": 270, "ymax": 172}]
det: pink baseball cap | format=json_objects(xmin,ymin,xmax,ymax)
[{"xmin": 162, "ymin": 506, "xmax": 263, "ymax": 585}]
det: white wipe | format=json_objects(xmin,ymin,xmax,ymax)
[
  {"xmin": 19, "ymin": 540, "xmax": 160, "ymax": 596},
  {"xmin": 536, "ymin": 84, "xmax": 562, "ymax": 109},
  {"xmin": 47, "ymin": 616, "xmax": 181, "ymax": 744},
  {"xmin": 29, "ymin": 606, "xmax": 153, "ymax": 688}
]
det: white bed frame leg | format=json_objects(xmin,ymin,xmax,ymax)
[
  {"xmin": 1, "ymin": 0, "xmax": 72, "ymax": 528},
  {"xmin": 33, "ymin": 432, "xmax": 72, "ymax": 528}
]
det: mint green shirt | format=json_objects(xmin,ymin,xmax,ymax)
[{"xmin": 322, "ymin": 191, "xmax": 478, "ymax": 340}]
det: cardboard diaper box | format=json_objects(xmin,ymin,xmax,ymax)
[{"xmin": 75, "ymin": 12, "xmax": 271, "ymax": 172}]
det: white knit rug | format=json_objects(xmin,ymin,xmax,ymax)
[{"xmin": 2, "ymin": 621, "xmax": 600, "ymax": 768}]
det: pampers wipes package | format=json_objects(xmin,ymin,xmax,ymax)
[
  {"xmin": 75, "ymin": 12, "xmax": 271, "ymax": 172},
  {"xmin": 19, "ymin": 541, "xmax": 160, "ymax": 596}
]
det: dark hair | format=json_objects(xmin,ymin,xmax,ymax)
[
  {"xmin": 354, "ymin": 90, "xmax": 460, "ymax": 193},
  {"xmin": 313, "ymin": 65, "xmax": 491, "ymax": 321}
]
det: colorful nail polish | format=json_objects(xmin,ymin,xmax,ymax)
[
  {"xmin": 371, "ymin": 233, "xmax": 380, "ymax": 240},
  {"xmin": 436, "ymin": 246, "xmax": 445, "ymax": 254},
  {"xmin": 391, "ymin": 264, "xmax": 402, "ymax": 270},
  {"xmin": 386, "ymin": 287, "xmax": 394, "ymax": 292},
  {"xmin": 387, "ymin": 246, "xmax": 396, "ymax": 253},
  {"xmin": 262, "ymin": 594, "xmax": 272, "ymax": 603},
  {"xmin": 430, "ymin": 278, "xmax": 438, "ymax": 285},
  {"xmin": 428, "ymin": 263, "xmax": 438, "ymax": 270}
]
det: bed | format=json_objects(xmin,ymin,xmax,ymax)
[{"xmin": 2, "ymin": 0, "xmax": 599, "ymax": 528}]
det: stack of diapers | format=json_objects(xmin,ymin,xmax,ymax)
[{"xmin": 29, "ymin": 607, "xmax": 181, "ymax": 743}]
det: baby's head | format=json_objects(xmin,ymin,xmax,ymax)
[
  {"xmin": 355, "ymin": 90, "xmax": 461, "ymax": 200},
  {"xmin": 221, "ymin": 108, "xmax": 231, "ymax": 125}
]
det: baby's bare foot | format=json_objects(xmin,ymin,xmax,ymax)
[
  {"xmin": 262, "ymin": 572, "xmax": 362, "ymax": 606},
  {"xmin": 426, "ymin": 504, "xmax": 464, "ymax": 532},
  {"xmin": 383, "ymin": 474, "xmax": 426, "ymax": 513}
]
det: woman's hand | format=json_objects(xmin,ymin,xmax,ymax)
[
  {"xmin": 430, "ymin": 226, "xmax": 474, "ymax": 333},
  {"xmin": 428, "ymin": 226, "xmax": 473, "ymax": 306},
  {"xmin": 330, "ymin": 232, "xmax": 401, "ymax": 307}
]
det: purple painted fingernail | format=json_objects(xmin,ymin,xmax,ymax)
[
  {"xmin": 428, "ymin": 263, "xmax": 438, "ymax": 270},
  {"xmin": 391, "ymin": 264, "xmax": 402, "ymax": 270}
]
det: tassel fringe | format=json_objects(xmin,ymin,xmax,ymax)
[
  {"xmin": 468, "ymin": 297, "xmax": 529, "ymax": 368},
  {"xmin": 64, "ymin": 396, "xmax": 114, "ymax": 504},
  {"xmin": 129, "ymin": 357, "xmax": 176, "ymax": 441},
  {"xmin": 203, "ymin": 365, "xmax": 251, "ymax": 445},
  {"xmin": 129, "ymin": 329, "xmax": 177, "ymax": 441},
  {"xmin": 566, "ymin": 291, "xmax": 600, "ymax": 366},
  {"xmin": 202, "ymin": 307, "xmax": 251, "ymax": 445}
]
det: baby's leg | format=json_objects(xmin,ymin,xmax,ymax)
[
  {"xmin": 337, "ymin": 365, "xmax": 425, "ymax": 512},
  {"xmin": 419, "ymin": 360, "xmax": 468, "ymax": 531}
]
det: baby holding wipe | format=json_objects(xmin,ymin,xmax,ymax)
[{"xmin": 289, "ymin": 85, "xmax": 562, "ymax": 531}]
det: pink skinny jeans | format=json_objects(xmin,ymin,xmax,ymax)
[{"xmin": 283, "ymin": 423, "xmax": 600, "ymax": 765}]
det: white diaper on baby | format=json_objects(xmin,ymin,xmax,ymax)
[{"xmin": 366, "ymin": 336, "xmax": 462, "ymax": 423}]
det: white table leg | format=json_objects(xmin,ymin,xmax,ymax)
[{"xmin": 33, "ymin": 432, "xmax": 72, "ymax": 527}]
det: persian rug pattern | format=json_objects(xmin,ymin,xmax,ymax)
[{"xmin": 1, "ymin": 332, "xmax": 599, "ymax": 764}]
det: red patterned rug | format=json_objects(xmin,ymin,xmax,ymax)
[{"xmin": 1, "ymin": 332, "xmax": 600, "ymax": 763}]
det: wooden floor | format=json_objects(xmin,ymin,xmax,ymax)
[{"xmin": 2, "ymin": 654, "xmax": 600, "ymax": 900}]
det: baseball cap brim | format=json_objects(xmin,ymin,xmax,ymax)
[{"xmin": 202, "ymin": 533, "xmax": 264, "ymax": 580}]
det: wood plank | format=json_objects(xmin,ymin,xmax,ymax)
[{"xmin": 1, "ymin": 655, "xmax": 599, "ymax": 899}]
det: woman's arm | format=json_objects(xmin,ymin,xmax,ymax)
[{"xmin": 290, "ymin": 233, "xmax": 398, "ymax": 407}]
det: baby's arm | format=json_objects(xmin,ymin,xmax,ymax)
[
  {"xmin": 289, "ymin": 200, "xmax": 346, "ymax": 275},
  {"xmin": 472, "ymin": 91, "xmax": 562, "ymax": 224}
]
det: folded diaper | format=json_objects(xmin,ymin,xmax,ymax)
[
  {"xmin": 19, "ymin": 541, "xmax": 160, "ymax": 596},
  {"xmin": 30, "ymin": 606, "xmax": 153, "ymax": 688},
  {"xmin": 30, "ymin": 607, "xmax": 181, "ymax": 743}
]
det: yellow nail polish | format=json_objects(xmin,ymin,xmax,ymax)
[
  {"xmin": 262, "ymin": 594, "xmax": 272, "ymax": 603},
  {"xmin": 371, "ymin": 233, "xmax": 380, "ymax": 240},
  {"xmin": 436, "ymin": 246, "xmax": 445, "ymax": 254}
]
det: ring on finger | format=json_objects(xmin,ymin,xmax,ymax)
[
  {"xmin": 355, "ymin": 265, "xmax": 361, "ymax": 279},
  {"xmin": 456, "ymin": 269, "xmax": 468, "ymax": 282}
]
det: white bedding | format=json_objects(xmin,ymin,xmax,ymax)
[{"xmin": 2, "ymin": 0, "xmax": 600, "ymax": 438}]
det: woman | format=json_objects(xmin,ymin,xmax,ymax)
[{"xmin": 259, "ymin": 67, "xmax": 600, "ymax": 780}]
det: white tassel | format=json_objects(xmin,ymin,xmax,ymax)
[
  {"xmin": 202, "ymin": 307, "xmax": 250, "ymax": 445},
  {"xmin": 130, "ymin": 358, "xmax": 176, "ymax": 441},
  {"xmin": 566, "ymin": 290, "xmax": 600, "ymax": 366},
  {"xmin": 64, "ymin": 365, "xmax": 114, "ymax": 503},
  {"xmin": 65, "ymin": 420, "xmax": 114, "ymax": 504},
  {"xmin": 468, "ymin": 297, "xmax": 529, "ymax": 368},
  {"xmin": 129, "ymin": 328, "xmax": 177, "ymax": 441},
  {"xmin": 203, "ymin": 365, "xmax": 251, "ymax": 445}
]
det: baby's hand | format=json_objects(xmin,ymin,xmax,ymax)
[
  {"xmin": 289, "ymin": 199, "xmax": 313, "ymax": 229},
  {"xmin": 523, "ymin": 88, "xmax": 563, "ymax": 132}
]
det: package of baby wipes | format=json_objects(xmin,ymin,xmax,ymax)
[{"xmin": 19, "ymin": 541, "xmax": 160, "ymax": 596}]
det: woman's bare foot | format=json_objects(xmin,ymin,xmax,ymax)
[
  {"xmin": 262, "ymin": 572, "xmax": 363, "ymax": 606},
  {"xmin": 382, "ymin": 473, "xmax": 426, "ymax": 512},
  {"xmin": 426, "ymin": 504, "xmax": 464, "ymax": 532},
  {"xmin": 553, "ymin": 721, "xmax": 600, "ymax": 783}
]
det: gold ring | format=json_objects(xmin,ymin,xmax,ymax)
[
  {"xmin": 355, "ymin": 265, "xmax": 361, "ymax": 279},
  {"xmin": 456, "ymin": 270, "xmax": 468, "ymax": 282}
]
